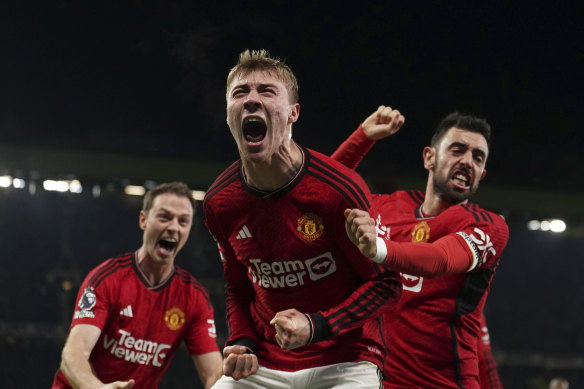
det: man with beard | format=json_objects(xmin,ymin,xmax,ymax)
[
  {"xmin": 339, "ymin": 107, "xmax": 509, "ymax": 389},
  {"xmin": 204, "ymin": 51, "xmax": 401, "ymax": 388}
]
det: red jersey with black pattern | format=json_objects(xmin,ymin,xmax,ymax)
[
  {"xmin": 203, "ymin": 145, "xmax": 401, "ymax": 372},
  {"xmin": 332, "ymin": 125, "xmax": 509, "ymax": 388},
  {"xmin": 373, "ymin": 190, "xmax": 508, "ymax": 389},
  {"xmin": 478, "ymin": 313, "xmax": 503, "ymax": 389},
  {"xmin": 51, "ymin": 253, "xmax": 219, "ymax": 389}
]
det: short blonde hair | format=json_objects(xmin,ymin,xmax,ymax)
[{"xmin": 226, "ymin": 49, "xmax": 299, "ymax": 103}]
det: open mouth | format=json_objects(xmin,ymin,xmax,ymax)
[
  {"xmin": 159, "ymin": 238, "xmax": 177, "ymax": 255},
  {"xmin": 451, "ymin": 171, "xmax": 471, "ymax": 189},
  {"xmin": 243, "ymin": 118, "xmax": 267, "ymax": 144}
]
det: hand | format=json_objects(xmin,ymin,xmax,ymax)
[
  {"xmin": 344, "ymin": 208, "xmax": 378, "ymax": 258},
  {"xmin": 222, "ymin": 345, "xmax": 258, "ymax": 380},
  {"xmin": 270, "ymin": 309, "xmax": 311, "ymax": 350},
  {"xmin": 362, "ymin": 105, "xmax": 405, "ymax": 141},
  {"xmin": 103, "ymin": 380, "xmax": 135, "ymax": 389}
]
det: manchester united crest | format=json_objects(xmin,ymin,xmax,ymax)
[
  {"xmin": 411, "ymin": 221, "xmax": 431, "ymax": 242},
  {"xmin": 297, "ymin": 212, "xmax": 325, "ymax": 241},
  {"xmin": 164, "ymin": 307, "xmax": 186, "ymax": 331}
]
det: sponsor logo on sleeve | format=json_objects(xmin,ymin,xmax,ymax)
[
  {"xmin": 207, "ymin": 319, "xmax": 217, "ymax": 338},
  {"xmin": 74, "ymin": 287, "xmax": 97, "ymax": 319},
  {"xmin": 375, "ymin": 214, "xmax": 390, "ymax": 240}
]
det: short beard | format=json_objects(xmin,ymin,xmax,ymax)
[{"xmin": 433, "ymin": 173, "xmax": 478, "ymax": 205}]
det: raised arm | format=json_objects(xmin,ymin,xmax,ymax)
[{"xmin": 331, "ymin": 105, "xmax": 405, "ymax": 169}]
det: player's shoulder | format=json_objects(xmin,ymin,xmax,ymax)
[
  {"xmin": 84, "ymin": 252, "xmax": 135, "ymax": 289},
  {"xmin": 306, "ymin": 147, "xmax": 362, "ymax": 177},
  {"xmin": 174, "ymin": 266, "xmax": 212, "ymax": 302},
  {"xmin": 203, "ymin": 159, "xmax": 242, "ymax": 207},
  {"xmin": 304, "ymin": 146, "xmax": 372, "ymax": 209},
  {"xmin": 447, "ymin": 203, "xmax": 509, "ymax": 244},
  {"xmin": 454, "ymin": 203, "xmax": 507, "ymax": 226},
  {"xmin": 372, "ymin": 189, "xmax": 423, "ymax": 208}
]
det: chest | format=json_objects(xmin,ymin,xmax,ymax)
[
  {"xmin": 102, "ymin": 279, "xmax": 190, "ymax": 347},
  {"xmin": 220, "ymin": 184, "xmax": 346, "ymax": 260}
]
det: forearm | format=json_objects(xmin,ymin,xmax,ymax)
[
  {"xmin": 330, "ymin": 125, "xmax": 375, "ymax": 169},
  {"xmin": 308, "ymin": 268, "xmax": 401, "ymax": 342},
  {"xmin": 381, "ymin": 235, "xmax": 472, "ymax": 276},
  {"xmin": 61, "ymin": 348, "xmax": 103, "ymax": 389}
]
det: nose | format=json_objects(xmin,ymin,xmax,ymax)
[
  {"xmin": 459, "ymin": 150, "xmax": 473, "ymax": 168},
  {"xmin": 244, "ymin": 89, "xmax": 261, "ymax": 111},
  {"xmin": 167, "ymin": 217, "xmax": 180, "ymax": 233}
]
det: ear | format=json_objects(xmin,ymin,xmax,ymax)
[
  {"xmin": 288, "ymin": 103, "xmax": 300, "ymax": 124},
  {"xmin": 139, "ymin": 210, "xmax": 147, "ymax": 231},
  {"xmin": 480, "ymin": 169, "xmax": 487, "ymax": 181},
  {"xmin": 423, "ymin": 146, "xmax": 435, "ymax": 171}
]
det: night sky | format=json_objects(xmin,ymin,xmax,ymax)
[{"xmin": 2, "ymin": 2, "xmax": 583, "ymax": 193}]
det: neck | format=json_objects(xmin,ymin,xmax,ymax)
[
  {"xmin": 421, "ymin": 177, "xmax": 466, "ymax": 217},
  {"xmin": 135, "ymin": 247, "xmax": 174, "ymax": 286},
  {"xmin": 242, "ymin": 141, "xmax": 303, "ymax": 191}
]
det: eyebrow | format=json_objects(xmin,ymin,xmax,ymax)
[
  {"xmin": 157, "ymin": 208, "xmax": 193, "ymax": 217},
  {"xmin": 231, "ymin": 82, "xmax": 279, "ymax": 91}
]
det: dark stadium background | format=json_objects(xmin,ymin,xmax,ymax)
[{"xmin": 1, "ymin": 2, "xmax": 583, "ymax": 388}]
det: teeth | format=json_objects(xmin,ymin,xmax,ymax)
[
  {"xmin": 244, "ymin": 117, "xmax": 263, "ymax": 124},
  {"xmin": 161, "ymin": 238, "xmax": 177, "ymax": 243},
  {"xmin": 453, "ymin": 174, "xmax": 468, "ymax": 183}
]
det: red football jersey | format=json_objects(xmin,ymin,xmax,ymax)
[
  {"xmin": 204, "ymin": 146, "xmax": 401, "ymax": 372},
  {"xmin": 332, "ymin": 126, "xmax": 509, "ymax": 388},
  {"xmin": 478, "ymin": 313, "xmax": 503, "ymax": 389},
  {"xmin": 374, "ymin": 191, "xmax": 508, "ymax": 388},
  {"xmin": 52, "ymin": 253, "xmax": 219, "ymax": 389}
]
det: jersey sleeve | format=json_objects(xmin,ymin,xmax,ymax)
[
  {"xmin": 330, "ymin": 125, "xmax": 375, "ymax": 170},
  {"xmin": 69, "ymin": 263, "xmax": 114, "ymax": 330},
  {"xmin": 478, "ymin": 313, "xmax": 503, "ymax": 389},
  {"xmin": 306, "ymin": 168, "xmax": 401, "ymax": 343},
  {"xmin": 204, "ymin": 204, "xmax": 259, "ymax": 352},
  {"xmin": 184, "ymin": 285, "xmax": 221, "ymax": 355},
  {"xmin": 382, "ymin": 207, "xmax": 509, "ymax": 276},
  {"xmin": 451, "ymin": 208, "xmax": 509, "ymax": 272}
]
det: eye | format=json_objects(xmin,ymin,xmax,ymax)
[
  {"xmin": 157, "ymin": 213, "xmax": 170, "ymax": 221},
  {"xmin": 259, "ymin": 86, "xmax": 277, "ymax": 95},
  {"xmin": 232, "ymin": 89, "xmax": 245, "ymax": 97},
  {"xmin": 473, "ymin": 153, "xmax": 485, "ymax": 163}
]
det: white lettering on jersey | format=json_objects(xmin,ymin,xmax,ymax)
[
  {"xmin": 457, "ymin": 227, "xmax": 496, "ymax": 271},
  {"xmin": 102, "ymin": 329, "xmax": 171, "ymax": 367},
  {"xmin": 247, "ymin": 252, "xmax": 336, "ymax": 289},
  {"xmin": 401, "ymin": 273, "xmax": 423, "ymax": 292},
  {"xmin": 207, "ymin": 319, "xmax": 217, "ymax": 338},
  {"xmin": 375, "ymin": 214, "xmax": 390, "ymax": 240}
]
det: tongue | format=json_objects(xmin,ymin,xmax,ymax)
[
  {"xmin": 159, "ymin": 243, "xmax": 175, "ymax": 256},
  {"xmin": 245, "ymin": 133, "xmax": 264, "ymax": 143}
]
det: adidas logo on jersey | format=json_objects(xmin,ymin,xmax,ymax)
[
  {"xmin": 120, "ymin": 305, "xmax": 134, "ymax": 318},
  {"xmin": 236, "ymin": 225, "xmax": 252, "ymax": 240}
]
